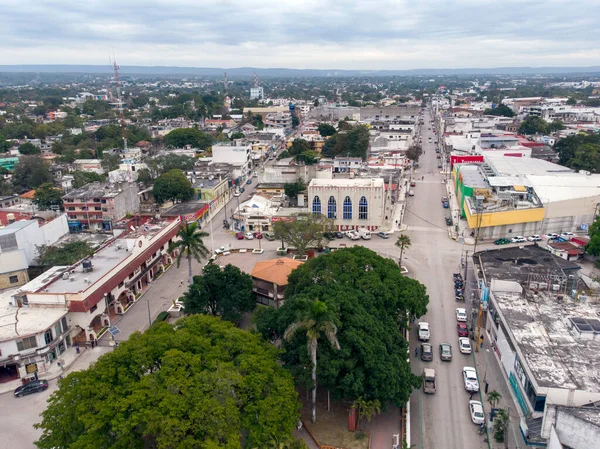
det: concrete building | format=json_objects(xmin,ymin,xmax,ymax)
[
  {"xmin": 453, "ymin": 154, "xmax": 600, "ymax": 239},
  {"xmin": 333, "ymin": 156, "xmax": 364, "ymax": 173},
  {"xmin": 251, "ymin": 258, "xmax": 303, "ymax": 307},
  {"xmin": 211, "ymin": 143, "xmax": 252, "ymax": 183},
  {"xmin": 264, "ymin": 112, "xmax": 292, "ymax": 130},
  {"xmin": 250, "ymin": 86, "xmax": 264, "ymax": 100},
  {"xmin": 20, "ymin": 218, "xmax": 182, "ymax": 347},
  {"xmin": 474, "ymin": 245, "xmax": 600, "ymax": 446},
  {"xmin": 72, "ymin": 159, "xmax": 104, "ymax": 174},
  {"xmin": 309, "ymin": 105, "xmax": 360, "ymax": 121},
  {"xmin": 62, "ymin": 182, "xmax": 140, "ymax": 232},
  {"xmin": 360, "ymin": 106, "xmax": 419, "ymax": 123},
  {"xmin": 308, "ymin": 178, "xmax": 391, "ymax": 231}
]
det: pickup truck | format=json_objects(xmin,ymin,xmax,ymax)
[
  {"xmin": 423, "ymin": 368, "xmax": 436, "ymax": 394},
  {"xmin": 418, "ymin": 322, "xmax": 430, "ymax": 341}
]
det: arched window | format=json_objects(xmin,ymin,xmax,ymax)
[
  {"xmin": 327, "ymin": 196, "xmax": 336, "ymax": 219},
  {"xmin": 343, "ymin": 196, "xmax": 352, "ymax": 220},
  {"xmin": 312, "ymin": 196, "xmax": 321, "ymax": 215},
  {"xmin": 359, "ymin": 196, "xmax": 368, "ymax": 220}
]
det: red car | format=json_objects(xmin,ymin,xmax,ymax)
[
  {"xmin": 254, "ymin": 232, "xmax": 263, "ymax": 239},
  {"xmin": 457, "ymin": 322, "xmax": 469, "ymax": 337},
  {"xmin": 235, "ymin": 232, "xmax": 244, "ymax": 240}
]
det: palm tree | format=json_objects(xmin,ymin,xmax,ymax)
[
  {"xmin": 487, "ymin": 390, "xmax": 502, "ymax": 408},
  {"xmin": 284, "ymin": 300, "xmax": 340, "ymax": 424},
  {"xmin": 169, "ymin": 221, "xmax": 209, "ymax": 285},
  {"xmin": 352, "ymin": 396, "xmax": 381, "ymax": 431},
  {"xmin": 395, "ymin": 234, "xmax": 412, "ymax": 268}
]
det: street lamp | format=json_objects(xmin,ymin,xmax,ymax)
[{"xmin": 104, "ymin": 293, "xmax": 116, "ymax": 346}]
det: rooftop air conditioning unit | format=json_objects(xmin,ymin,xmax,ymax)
[
  {"xmin": 552, "ymin": 284, "xmax": 561, "ymax": 291},
  {"xmin": 62, "ymin": 272, "xmax": 70, "ymax": 280}
]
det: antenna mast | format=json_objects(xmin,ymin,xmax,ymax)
[
  {"xmin": 224, "ymin": 71, "xmax": 228, "ymax": 94},
  {"xmin": 111, "ymin": 56, "xmax": 128, "ymax": 151}
]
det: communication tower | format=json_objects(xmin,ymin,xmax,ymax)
[{"xmin": 110, "ymin": 56, "xmax": 128, "ymax": 151}]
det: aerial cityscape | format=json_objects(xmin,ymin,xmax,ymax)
[{"xmin": 1, "ymin": 2, "xmax": 600, "ymax": 449}]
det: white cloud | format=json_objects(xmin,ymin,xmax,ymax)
[{"xmin": 1, "ymin": 0, "xmax": 599, "ymax": 69}]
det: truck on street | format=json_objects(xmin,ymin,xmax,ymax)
[{"xmin": 423, "ymin": 368, "xmax": 436, "ymax": 394}]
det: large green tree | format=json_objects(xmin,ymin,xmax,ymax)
[
  {"xmin": 164, "ymin": 128, "xmax": 213, "ymax": 151},
  {"xmin": 284, "ymin": 180, "xmax": 307, "ymax": 200},
  {"xmin": 483, "ymin": 104, "xmax": 515, "ymax": 117},
  {"xmin": 18, "ymin": 142, "xmax": 40, "ymax": 155},
  {"xmin": 33, "ymin": 183, "xmax": 63, "ymax": 211},
  {"xmin": 72, "ymin": 171, "xmax": 106, "ymax": 188},
  {"xmin": 256, "ymin": 247, "xmax": 428, "ymax": 407},
  {"xmin": 12, "ymin": 156, "xmax": 53, "ymax": 191},
  {"xmin": 147, "ymin": 154, "xmax": 196, "ymax": 176},
  {"xmin": 169, "ymin": 221, "xmax": 209, "ymax": 285},
  {"xmin": 317, "ymin": 123, "xmax": 337, "ymax": 137},
  {"xmin": 272, "ymin": 213, "xmax": 334, "ymax": 255},
  {"xmin": 152, "ymin": 169, "xmax": 195, "ymax": 204},
  {"xmin": 36, "ymin": 241, "xmax": 95, "ymax": 267},
  {"xmin": 519, "ymin": 116, "xmax": 548, "ymax": 135},
  {"xmin": 321, "ymin": 125, "xmax": 369, "ymax": 159},
  {"xmin": 554, "ymin": 133, "xmax": 600, "ymax": 171},
  {"xmin": 405, "ymin": 144, "xmax": 423, "ymax": 163},
  {"xmin": 184, "ymin": 263, "xmax": 255, "ymax": 323},
  {"xmin": 34, "ymin": 315, "xmax": 300, "ymax": 449}
]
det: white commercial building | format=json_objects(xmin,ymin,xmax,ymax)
[
  {"xmin": 211, "ymin": 143, "xmax": 252, "ymax": 182},
  {"xmin": 308, "ymin": 178, "xmax": 391, "ymax": 231}
]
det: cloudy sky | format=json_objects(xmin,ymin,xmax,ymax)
[{"xmin": 3, "ymin": 0, "xmax": 600, "ymax": 69}]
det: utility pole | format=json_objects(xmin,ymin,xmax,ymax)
[{"xmin": 475, "ymin": 302, "xmax": 483, "ymax": 353}]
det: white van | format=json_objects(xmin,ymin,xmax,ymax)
[{"xmin": 358, "ymin": 228, "xmax": 371, "ymax": 240}]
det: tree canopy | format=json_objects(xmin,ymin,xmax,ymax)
[
  {"xmin": 317, "ymin": 123, "xmax": 336, "ymax": 137},
  {"xmin": 164, "ymin": 128, "xmax": 213, "ymax": 151},
  {"xmin": 18, "ymin": 142, "xmax": 40, "ymax": 155},
  {"xmin": 12, "ymin": 156, "xmax": 53, "ymax": 191},
  {"xmin": 483, "ymin": 104, "xmax": 515, "ymax": 117},
  {"xmin": 405, "ymin": 144, "xmax": 423, "ymax": 163},
  {"xmin": 152, "ymin": 169, "xmax": 195, "ymax": 204},
  {"xmin": 34, "ymin": 315, "xmax": 300, "ymax": 449},
  {"xmin": 36, "ymin": 241, "xmax": 95, "ymax": 267},
  {"xmin": 33, "ymin": 183, "xmax": 63, "ymax": 211},
  {"xmin": 255, "ymin": 246, "xmax": 428, "ymax": 407},
  {"xmin": 284, "ymin": 180, "xmax": 307, "ymax": 200},
  {"xmin": 321, "ymin": 125, "xmax": 369, "ymax": 159},
  {"xmin": 554, "ymin": 133, "xmax": 600, "ymax": 172},
  {"xmin": 147, "ymin": 154, "xmax": 196, "ymax": 176},
  {"xmin": 184, "ymin": 263, "xmax": 255, "ymax": 323},
  {"xmin": 518, "ymin": 116, "xmax": 548, "ymax": 135},
  {"xmin": 288, "ymin": 139, "xmax": 319, "ymax": 165},
  {"xmin": 272, "ymin": 213, "xmax": 334, "ymax": 255},
  {"xmin": 72, "ymin": 171, "xmax": 106, "ymax": 188}
]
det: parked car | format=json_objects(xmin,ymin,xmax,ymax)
[
  {"xmin": 418, "ymin": 322, "xmax": 430, "ymax": 341},
  {"xmin": 335, "ymin": 231, "xmax": 344, "ymax": 239},
  {"xmin": 421, "ymin": 343, "xmax": 433, "ymax": 361},
  {"xmin": 458, "ymin": 337, "xmax": 472, "ymax": 354},
  {"xmin": 345, "ymin": 230, "xmax": 360, "ymax": 240},
  {"xmin": 14, "ymin": 379, "xmax": 48, "ymax": 397},
  {"xmin": 456, "ymin": 308, "xmax": 467, "ymax": 322},
  {"xmin": 445, "ymin": 217, "xmax": 452, "ymax": 226},
  {"xmin": 233, "ymin": 190, "xmax": 241, "ymax": 197},
  {"xmin": 264, "ymin": 232, "xmax": 276, "ymax": 241},
  {"xmin": 239, "ymin": 187, "xmax": 245, "ymax": 193},
  {"xmin": 527, "ymin": 235, "xmax": 542, "ymax": 242},
  {"xmin": 561, "ymin": 232, "xmax": 575, "ymax": 240},
  {"xmin": 441, "ymin": 196, "xmax": 449, "ymax": 203},
  {"xmin": 463, "ymin": 366, "xmax": 479, "ymax": 392},
  {"xmin": 244, "ymin": 232, "xmax": 254, "ymax": 240},
  {"xmin": 253, "ymin": 232, "xmax": 263, "ymax": 239},
  {"xmin": 545, "ymin": 233, "xmax": 560, "ymax": 239},
  {"xmin": 235, "ymin": 232, "xmax": 245, "ymax": 240},
  {"xmin": 439, "ymin": 343, "xmax": 452, "ymax": 361},
  {"xmin": 457, "ymin": 322, "xmax": 469, "ymax": 337},
  {"xmin": 469, "ymin": 400, "xmax": 485, "ymax": 425},
  {"xmin": 511, "ymin": 236, "xmax": 526, "ymax": 243},
  {"xmin": 494, "ymin": 238, "xmax": 510, "ymax": 245},
  {"xmin": 323, "ymin": 232, "xmax": 335, "ymax": 240},
  {"xmin": 410, "ymin": 181, "xmax": 416, "ymax": 187},
  {"xmin": 246, "ymin": 179, "xmax": 252, "ymax": 185},
  {"xmin": 377, "ymin": 231, "xmax": 390, "ymax": 239}
]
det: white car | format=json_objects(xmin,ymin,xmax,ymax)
[
  {"xmin": 244, "ymin": 232, "xmax": 254, "ymax": 240},
  {"xmin": 527, "ymin": 235, "xmax": 541, "ymax": 242},
  {"xmin": 458, "ymin": 337, "xmax": 472, "ymax": 354},
  {"xmin": 345, "ymin": 231, "xmax": 360, "ymax": 240},
  {"xmin": 469, "ymin": 400, "xmax": 485, "ymax": 425},
  {"xmin": 511, "ymin": 236, "xmax": 526, "ymax": 243},
  {"xmin": 418, "ymin": 322, "xmax": 430, "ymax": 341},
  {"xmin": 463, "ymin": 366, "xmax": 479, "ymax": 392},
  {"xmin": 545, "ymin": 233, "xmax": 559, "ymax": 239},
  {"xmin": 560, "ymin": 232, "xmax": 575, "ymax": 240},
  {"xmin": 456, "ymin": 308, "xmax": 467, "ymax": 322},
  {"xmin": 233, "ymin": 190, "xmax": 241, "ymax": 197}
]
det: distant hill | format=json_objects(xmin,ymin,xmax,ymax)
[{"xmin": 1, "ymin": 64, "xmax": 600, "ymax": 77}]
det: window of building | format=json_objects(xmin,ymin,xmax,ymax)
[
  {"xmin": 9, "ymin": 275, "xmax": 19, "ymax": 284},
  {"xmin": 118, "ymin": 281, "xmax": 124, "ymax": 288},
  {"xmin": 61, "ymin": 316, "xmax": 68, "ymax": 333},
  {"xmin": 327, "ymin": 196, "xmax": 337, "ymax": 219},
  {"xmin": 16, "ymin": 336, "xmax": 37, "ymax": 351},
  {"xmin": 312, "ymin": 196, "xmax": 321, "ymax": 215},
  {"xmin": 94, "ymin": 207, "xmax": 101, "ymax": 211},
  {"xmin": 343, "ymin": 196, "xmax": 352, "ymax": 220},
  {"xmin": 67, "ymin": 207, "xmax": 75, "ymax": 211},
  {"xmin": 93, "ymin": 198, "xmax": 100, "ymax": 203},
  {"xmin": 44, "ymin": 328, "xmax": 53, "ymax": 345},
  {"xmin": 101, "ymin": 199, "xmax": 107, "ymax": 204},
  {"xmin": 90, "ymin": 304, "xmax": 97, "ymax": 313},
  {"xmin": 359, "ymin": 196, "xmax": 368, "ymax": 220}
]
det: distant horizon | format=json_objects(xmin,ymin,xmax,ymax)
[{"xmin": 2, "ymin": 64, "xmax": 600, "ymax": 77}]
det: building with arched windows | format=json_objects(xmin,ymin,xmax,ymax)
[{"xmin": 308, "ymin": 178, "xmax": 390, "ymax": 231}]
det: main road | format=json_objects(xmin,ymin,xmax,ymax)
[{"xmin": 406, "ymin": 109, "xmax": 486, "ymax": 449}]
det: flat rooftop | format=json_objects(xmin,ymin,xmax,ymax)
[
  {"xmin": 0, "ymin": 283, "xmax": 68, "ymax": 340},
  {"xmin": 63, "ymin": 182, "xmax": 122, "ymax": 200},
  {"xmin": 163, "ymin": 201, "xmax": 209, "ymax": 217},
  {"xmin": 476, "ymin": 244, "xmax": 580, "ymax": 286},
  {"xmin": 558, "ymin": 406, "xmax": 600, "ymax": 426},
  {"xmin": 493, "ymin": 289, "xmax": 600, "ymax": 391},
  {"xmin": 309, "ymin": 178, "xmax": 385, "ymax": 188},
  {"xmin": 485, "ymin": 153, "xmax": 572, "ymax": 177}
]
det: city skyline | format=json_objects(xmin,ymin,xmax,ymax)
[{"xmin": 3, "ymin": 0, "xmax": 600, "ymax": 70}]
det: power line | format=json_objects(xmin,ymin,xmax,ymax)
[{"xmin": 404, "ymin": 208, "xmax": 452, "ymax": 232}]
